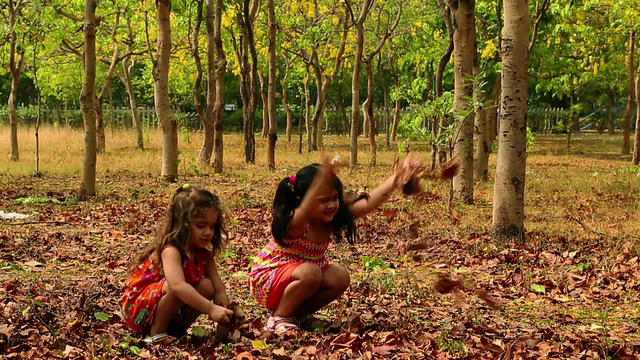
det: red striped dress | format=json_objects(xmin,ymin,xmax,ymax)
[{"xmin": 249, "ymin": 235, "xmax": 330, "ymax": 309}]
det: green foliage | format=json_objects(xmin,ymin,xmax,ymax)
[
  {"xmin": 15, "ymin": 197, "xmax": 60, "ymax": 204},
  {"xmin": 94, "ymin": 312, "xmax": 109, "ymax": 322},
  {"xmin": 526, "ymin": 127, "xmax": 536, "ymax": 151},
  {"xmin": 396, "ymin": 91, "xmax": 454, "ymax": 144},
  {"xmin": 362, "ymin": 256, "xmax": 392, "ymax": 272}
]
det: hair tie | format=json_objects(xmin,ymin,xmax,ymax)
[
  {"xmin": 288, "ymin": 175, "xmax": 297, "ymax": 185},
  {"xmin": 182, "ymin": 183, "xmax": 191, "ymax": 190}
]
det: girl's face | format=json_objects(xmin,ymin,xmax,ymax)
[
  {"xmin": 188, "ymin": 208, "xmax": 219, "ymax": 250},
  {"xmin": 315, "ymin": 188, "xmax": 339, "ymax": 223}
]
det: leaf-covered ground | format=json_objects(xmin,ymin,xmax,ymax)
[{"xmin": 1, "ymin": 135, "xmax": 640, "ymax": 359}]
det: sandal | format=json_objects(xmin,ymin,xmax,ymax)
[
  {"xmin": 266, "ymin": 316, "xmax": 300, "ymax": 332},
  {"xmin": 298, "ymin": 314, "xmax": 329, "ymax": 331},
  {"xmin": 144, "ymin": 332, "xmax": 176, "ymax": 345}
]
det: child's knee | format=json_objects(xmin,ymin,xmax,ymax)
[
  {"xmin": 323, "ymin": 266, "xmax": 350, "ymax": 293},
  {"xmin": 295, "ymin": 263, "xmax": 323, "ymax": 287},
  {"xmin": 335, "ymin": 267, "xmax": 350, "ymax": 291},
  {"xmin": 195, "ymin": 278, "xmax": 216, "ymax": 300}
]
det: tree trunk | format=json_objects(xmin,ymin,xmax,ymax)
[
  {"xmin": 476, "ymin": 75, "xmax": 500, "ymax": 179},
  {"xmin": 377, "ymin": 56, "xmax": 391, "ymax": 149},
  {"xmin": 305, "ymin": 65, "xmax": 313, "ymax": 153},
  {"xmin": 310, "ymin": 50, "xmax": 323, "ymax": 151},
  {"xmin": 8, "ymin": 56, "xmax": 22, "ymax": 162},
  {"xmin": 212, "ymin": 0, "xmax": 226, "ymax": 173},
  {"xmin": 95, "ymin": 16, "xmax": 120, "ymax": 154},
  {"xmin": 364, "ymin": 60, "xmax": 377, "ymax": 166},
  {"xmin": 238, "ymin": 0, "xmax": 258, "ymax": 163},
  {"xmin": 473, "ymin": 59, "xmax": 489, "ymax": 181},
  {"xmin": 120, "ymin": 18, "xmax": 143, "ymax": 150},
  {"xmin": 435, "ymin": 0, "xmax": 455, "ymax": 165},
  {"xmin": 348, "ymin": 0, "xmax": 372, "ymax": 169},
  {"xmin": 623, "ymin": 28, "xmax": 635, "ymax": 155},
  {"xmin": 8, "ymin": 0, "xmax": 24, "ymax": 162},
  {"xmin": 267, "ymin": 0, "xmax": 277, "ymax": 169},
  {"xmin": 451, "ymin": 0, "xmax": 476, "ymax": 205},
  {"xmin": 567, "ymin": 90, "xmax": 576, "ymax": 149},
  {"xmin": 389, "ymin": 54, "xmax": 401, "ymax": 142},
  {"xmin": 121, "ymin": 59, "xmax": 143, "ymax": 150},
  {"xmin": 195, "ymin": 0, "xmax": 215, "ymax": 165},
  {"xmin": 80, "ymin": 0, "xmax": 98, "ymax": 197},
  {"xmin": 633, "ymin": 62, "xmax": 640, "ymax": 165},
  {"xmin": 154, "ymin": 0, "xmax": 179, "ymax": 182},
  {"xmin": 607, "ymin": 91, "xmax": 615, "ymax": 135},
  {"xmin": 282, "ymin": 59, "xmax": 293, "ymax": 142},
  {"xmin": 259, "ymin": 71, "xmax": 268, "ymax": 138},
  {"xmin": 492, "ymin": 0, "xmax": 529, "ymax": 242},
  {"xmin": 310, "ymin": 11, "xmax": 348, "ymax": 151}
]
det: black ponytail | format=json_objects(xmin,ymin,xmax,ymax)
[
  {"xmin": 271, "ymin": 164, "xmax": 357, "ymax": 246},
  {"xmin": 271, "ymin": 176, "xmax": 299, "ymax": 246}
]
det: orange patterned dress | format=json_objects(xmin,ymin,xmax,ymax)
[{"xmin": 119, "ymin": 248, "xmax": 209, "ymax": 333}]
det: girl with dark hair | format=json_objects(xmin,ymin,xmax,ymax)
[
  {"xmin": 249, "ymin": 155, "xmax": 421, "ymax": 332},
  {"xmin": 120, "ymin": 185, "xmax": 234, "ymax": 343}
]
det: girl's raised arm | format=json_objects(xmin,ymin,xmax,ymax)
[
  {"xmin": 349, "ymin": 156, "xmax": 420, "ymax": 219},
  {"xmin": 286, "ymin": 156, "xmax": 336, "ymax": 237}
]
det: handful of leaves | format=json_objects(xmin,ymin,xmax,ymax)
[
  {"xmin": 400, "ymin": 158, "xmax": 461, "ymax": 196},
  {"xmin": 434, "ymin": 272, "xmax": 500, "ymax": 309},
  {"xmin": 214, "ymin": 302, "xmax": 247, "ymax": 343}
]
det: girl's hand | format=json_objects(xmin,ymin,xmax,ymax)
[
  {"xmin": 393, "ymin": 155, "xmax": 422, "ymax": 189},
  {"xmin": 208, "ymin": 303, "xmax": 234, "ymax": 323},
  {"xmin": 318, "ymin": 154, "xmax": 337, "ymax": 187}
]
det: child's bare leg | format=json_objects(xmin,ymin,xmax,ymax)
[
  {"xmin": 178, "ymin": 278, "xmax": 216, "ymax": 330},
  {"xmin": 150, "ymin": 282, "xmax": 184, "ymax": 336},
  {"xmin": 274, "ymin": 263, "xmax": 323, "ymax": 317},
  {"xmin": 293, "ymin": 265, "xmax": 350, "ymax": 318}
]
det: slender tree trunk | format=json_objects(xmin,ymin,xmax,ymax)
[
  {"xmin": 195, "ymin": 0, "xmax": 215, "ymax": 165},
  {"xmin": 212, "ymin": 0, "xmax": 226, "ymax": 173},
  {"xmin": 348, "ymin": 0, "xmax": 372, "ymax": 169},
  {"xmin": 633, "ymin": 62, "xmax": 640, "ymax": 165},
  {"xmin": 267, "ymin": 0, "xmax": 277, "ymax": 169},
  {"xmin": 154, "ymin": 0, "xmax": 179, "ymax": 182},
  {"xmin": 607, "ymin": 91, "xmax": 615, "ymax": 135},
  {"xmin": 259, "ymin": 71, "xmax": 268, "ymax": 138},
  {"xmin": 567, "ymin": 90, "xmax": 576, "ymax": 148},
  {"xmin": 377, "ymin": 55, "xmax": 391, "ymax": 148},
  {"xmin": 8, "ymin": 58, "xmax": 22, "ymax": 162},
  {"xmin": 282, "ymin": 59, "xmax": 293, "ymax": 142},
  {"xmin": 473, "ymin": 59, "xmax": 489, "ymax": 181},
  {"xmin": 95, "ymin": 15, "xmax": 120, "ymax": 154},
  {"xmin": 8, "ymin": 0, "xmax": 24, "ymax": 162},
  {"xmin": 305, "ymin": 65, "xmax": 313, "ymax": 153},
  {"xmin": 492, "ymin": 0, "xmax": 529, "ymax": 242},
  {"xmin": 451, "ymin": 0, "xmax": 476, "ymax": 205},
  {"xmin": 33, "ymin": 34, "xmax": 41, "ymax": 176},
  {"xmin": 364, "ymin": 60, "xmax": 377, "ymax": 165},
  {"xmin": 80, "ymin": 0, "xmax": 98, "ymax": 197},
  {"xmin": 121, "ymin": 58, "xmax": 143, "ymax": 150},
  {"xmin": 435, "ymin": 0, "xmax": 454, "ymax": 165},
  {"xmin": 389, "ymin": 54, "xmax": 401, "ymax": 142},
  {"xmin": 310, "ymin": 10, "xmax": 348, "ymax": 151},
  {"xmin": 239, "ymin": 0, "xmax": 258, "ymax": 163},
  {"xmin": 623, "ymin": 28, "xmax": 635, "ymax": 155},
  {"xmin": 310, "ymin": 50, "xmax": 323, "ymax": 151}
]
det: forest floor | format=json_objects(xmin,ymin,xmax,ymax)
[{"xmin": 1, "ymin": 129, "xmax": 640, "ymax": 359}]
